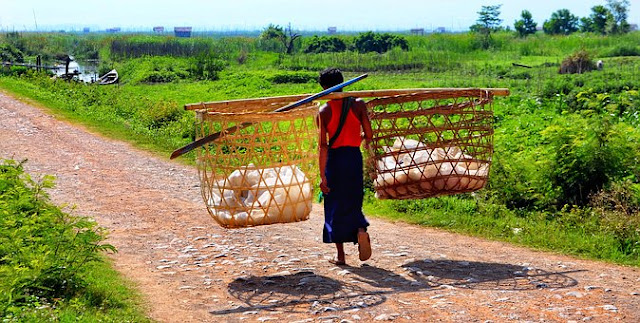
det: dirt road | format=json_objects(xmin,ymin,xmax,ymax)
[{"xmin": 1, "ymin": 90, "xmax": 639, "ymax": 322}]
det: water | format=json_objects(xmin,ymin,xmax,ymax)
[{"xmin": 52, "ymin": 58, "xmax": 100, "ymax": 83}]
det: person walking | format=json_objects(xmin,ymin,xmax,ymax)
[{"xmin": 317, "ymin": 68, "xmax": 373, "ymax": 266}]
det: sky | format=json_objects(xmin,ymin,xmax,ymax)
[{"xmin": 1, "ymin": 0, "xmax": 639, "ymax": 32}]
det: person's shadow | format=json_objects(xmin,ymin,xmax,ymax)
[
  {"xmin": 398, "ymin": 259, "xmax": 580, "ymax": 291},
  {"xmin": 210, "ymin": 271, "xmax": 386, "ymax": 315},
  {"xmin": 211, "ymin": 259, "xmax": 581, "ymax": 316}
]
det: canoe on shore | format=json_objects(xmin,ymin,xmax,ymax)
[{"xmin": 98, "ymin": 69, "xmax": 118, "ymax": 85}]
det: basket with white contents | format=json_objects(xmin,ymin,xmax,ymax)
[
  {"xmin": 186, "ymin": 98, "xmax": 318, "ymax": 228},
  {"xmin": 365, "ymin": 88, "xmax": 507, "ymax": 200}
]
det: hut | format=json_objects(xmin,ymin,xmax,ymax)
[
  {"xmin": 327, "ymin": 27, "xmax": 337, "ymax": 34},
  {"xmin": 153, "ymin": 26, "xmax": 165, "ymax": 33},
  {"xmin": 174, "ymin": 27, "xmax": 192, "ymax": 38}
]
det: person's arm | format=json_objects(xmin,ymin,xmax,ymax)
[
  {"xmin": 355, "ymin": 99, "xmax": 373, "ymax": 149},
  {"xmin": 317, "ymin": 104, "xmax": 331, "ymax": 194}
]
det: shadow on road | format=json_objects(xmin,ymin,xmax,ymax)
[
  {"xmin": 212, "ymin": 271, "xmax": 386, "ymax": 315},
  {"xmin": 210, "ymin": 259, "xmax": 581, "ymax": 315},
  {"xmin": 400, "ymin": 259, "xmax": 581, "ymax": 291}
]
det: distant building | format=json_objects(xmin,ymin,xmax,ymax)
[
  {"xmin": 153, "ymin": 26, "xmax": 165, "ymax": 33},
  {"xmin": 106, "ymin": 27, "xmax": 121, "ymax": 33},
  {"xmin": 630, "ymin": 24, "xmax": 638, "ymax": 31},
  {"xmin": 435, "ymin": 27, "xmax": 446, "ymax": 33},
  {"xmin": 83, "ymin": 27, "xmax": 90, "ymax": 33},
  {"xmin": 410, "ymin": 28, "xmax": 424, "ymax": 35},
  {"xmin": 327, "ymin": 26, "xmax": 337, "ymax": 34},
  {"xmin": 174, "ymin": 27, "xmax": 192, "ymax": 38}
]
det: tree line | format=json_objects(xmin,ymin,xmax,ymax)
[{"xmin": 474, "ymin": 0, "xmax": 632, "ymax": 38}]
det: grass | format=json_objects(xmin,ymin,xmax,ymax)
[{"xmin": 364, "ymin": 194, "xmax": 638, "ymax": 266}]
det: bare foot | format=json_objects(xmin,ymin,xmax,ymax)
[
  {"xmin": 328, "ymin": 259, "xmax": 347, "ymax": 266},
  {"xmin": 358, "ymin": 231, "xmax": 372, "ymax": 261}
]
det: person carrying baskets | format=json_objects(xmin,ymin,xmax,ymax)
[{"xmin": 317, "ymin": 68, "xmax": 373, "ymax": 266}]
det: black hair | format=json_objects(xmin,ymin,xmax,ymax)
[{"xmin": 318, "ymin": 67, "xmax": 344, "ymax": 89}]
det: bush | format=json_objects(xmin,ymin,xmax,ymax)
[
  {"xmin": 353, "ymin": 31, "xmax": 409, "ymax": 53},
  {"xmin": 267, "ymin": 71, "xmax": 316, "ymax": 84},
  {"xmin": 0, "ymin": 43, "xmax": 24, "ymax": 62},
  {"xmin": 0, "ymin": 160, "xmax": 116, "ymax": 313},
  {"xmin": 590, "ymin": 180, "xmax": 640, "ymax": 256},
  {"xmin": 188, "ymin": 54, "xmax": 226, "ymax": 81},
  {"xmin": 541, "ymin": 117, "xmax": 640, "ymax": 207},
  {"xmin": 303, "ymin": 36, "xmax": 347, "ymax": 54},
  {"xmin": 138, "ymin": 100, "xmax": 184, "ymax": 129}
]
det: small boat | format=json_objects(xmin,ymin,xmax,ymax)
[{"xmin": 98, "ymin": 69, "xmax": 118, "ymax": 85}]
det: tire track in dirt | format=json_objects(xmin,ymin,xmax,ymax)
[{"xmin": 1, "ymin": 90, "xmax": 639, "ymax": 322}]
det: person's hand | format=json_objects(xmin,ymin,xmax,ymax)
[{"xmin": 320, "ymin": 178, "xmax": 330, "ymax": 194}]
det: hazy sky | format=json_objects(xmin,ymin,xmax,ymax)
[{"xmin": 2, "ymin": 0, "xmax": 639, "ymax": 32}]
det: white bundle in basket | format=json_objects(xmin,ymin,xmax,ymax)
[
  {"xmin": 208, "ymin": 164, "xmax": 312, "ymax": 226},
  {"xmin": 374, "ymin": 137, "xmax": 489, "ymax": 197}
]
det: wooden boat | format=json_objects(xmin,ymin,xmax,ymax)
[{"xmin": 98, "ymin": 69, "xmax": 118, "ymax": 85}]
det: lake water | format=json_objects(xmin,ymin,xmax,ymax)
[{"xmin": 52, "ymin": 59, "xmax": 100, "ymax": 83}]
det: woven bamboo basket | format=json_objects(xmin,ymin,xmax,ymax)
[
  {"xmin": 365, "ymin": 89, "xmax": 502, "ymax": 200},
  {"xmin": 188, "ymin": 99, "xmax": 319, "ymax": 229},
  {"xmin": 185, "ymin": 87, "xmax": 508, "ymax": 227}
]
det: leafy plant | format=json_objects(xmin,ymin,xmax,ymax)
[
  {"xmin": 541, "ymin": 116, "xmax": 640, "ymax": 207},
  {"xmin": 0, "ymin": 159, "xmax": 116, "ymax": 315}
]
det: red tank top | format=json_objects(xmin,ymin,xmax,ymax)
[{"xmin": 326, "ymin": 99, "xmax": 362, "ymax": 148}]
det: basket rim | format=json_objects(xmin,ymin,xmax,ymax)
[{"xmin": 185, "ymin": 88, "xmax": 510, "ymax": 111}]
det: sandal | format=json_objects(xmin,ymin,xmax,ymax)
[{"xmin": 357, "ymin": 231, "xmax": 372, "ymax": 261}]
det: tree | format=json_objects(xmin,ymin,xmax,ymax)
[
  {"xmin": 259, "ymin": 24, "xmax": 301, "ymax": 54},
  {"xmin": 353, "ymin": 32, "xmax": 409, "ymax": 54},
  {"xmin": 469, "ymin": 5, "xmax": 503, "ymax": 49},
  {"xmin": 304, "ymin": 36, "xmax": 347, "ymax": 54},
  {"xmin": 580, "ymin": 5, "xmax": 611, "ymax": 34},
  {"xmin": 543, "ymin": 9, "xmax": 579, "ymax": 35},
  {"xmin": 606, "ymin": 0, "xmax": 631, "ymax": 34},
  {"xmin": 514, "ymin": 10, "xmax": 537, "ymax": 37}
]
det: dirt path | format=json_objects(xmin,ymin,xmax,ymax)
[{"xmin": 1, "ymin": 90, "xmax": 639, "ymax": 323}]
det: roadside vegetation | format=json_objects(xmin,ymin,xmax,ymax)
[{"xmin": 0, "ymin": 160, "xmax": 149, "ymax": 321}]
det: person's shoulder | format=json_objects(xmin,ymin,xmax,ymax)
[
  {"xmin": 352, "ymin": 98, "xmax": 367, "ymax": 113},
  {"xmin": 319, "ymin": 102, "xmax": 331, "ymax": 114},
  {"xmin": 353, "ymin": 98, "xmax": 366, "ymax": 106}
]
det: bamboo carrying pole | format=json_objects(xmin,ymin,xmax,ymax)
[{"xmin": 170, "ymin": 74, "xmax": 369, "ymax": 159}]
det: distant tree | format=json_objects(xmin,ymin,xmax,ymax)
[
  {"xmin": 543, "ymin": 9, "xmax": 579, "ymax": 35},
  {"xmin": 353, "ymin": 32, "xmax": 409, "ymax": 54},
  {"xmin": 514, "ymin": 10, "xmax": 537, "ymax": 37},
  {"xmin": 470, "ymin": 5, "xmax": 503, "ymax": 49},
  {"xmin": 304, "ymin": 36, "xmax": 347, "ymax": 54},
  {"xmin": 580, "ymin": 5, "xmax": 611, "ymax": 34},
  {"xmin": 260, "ymin": 24, "xmax": 301, "ymax": 54},
  {"xmin": 606, "ymin": 0, "xmax": 631, "ymax": 34}
]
